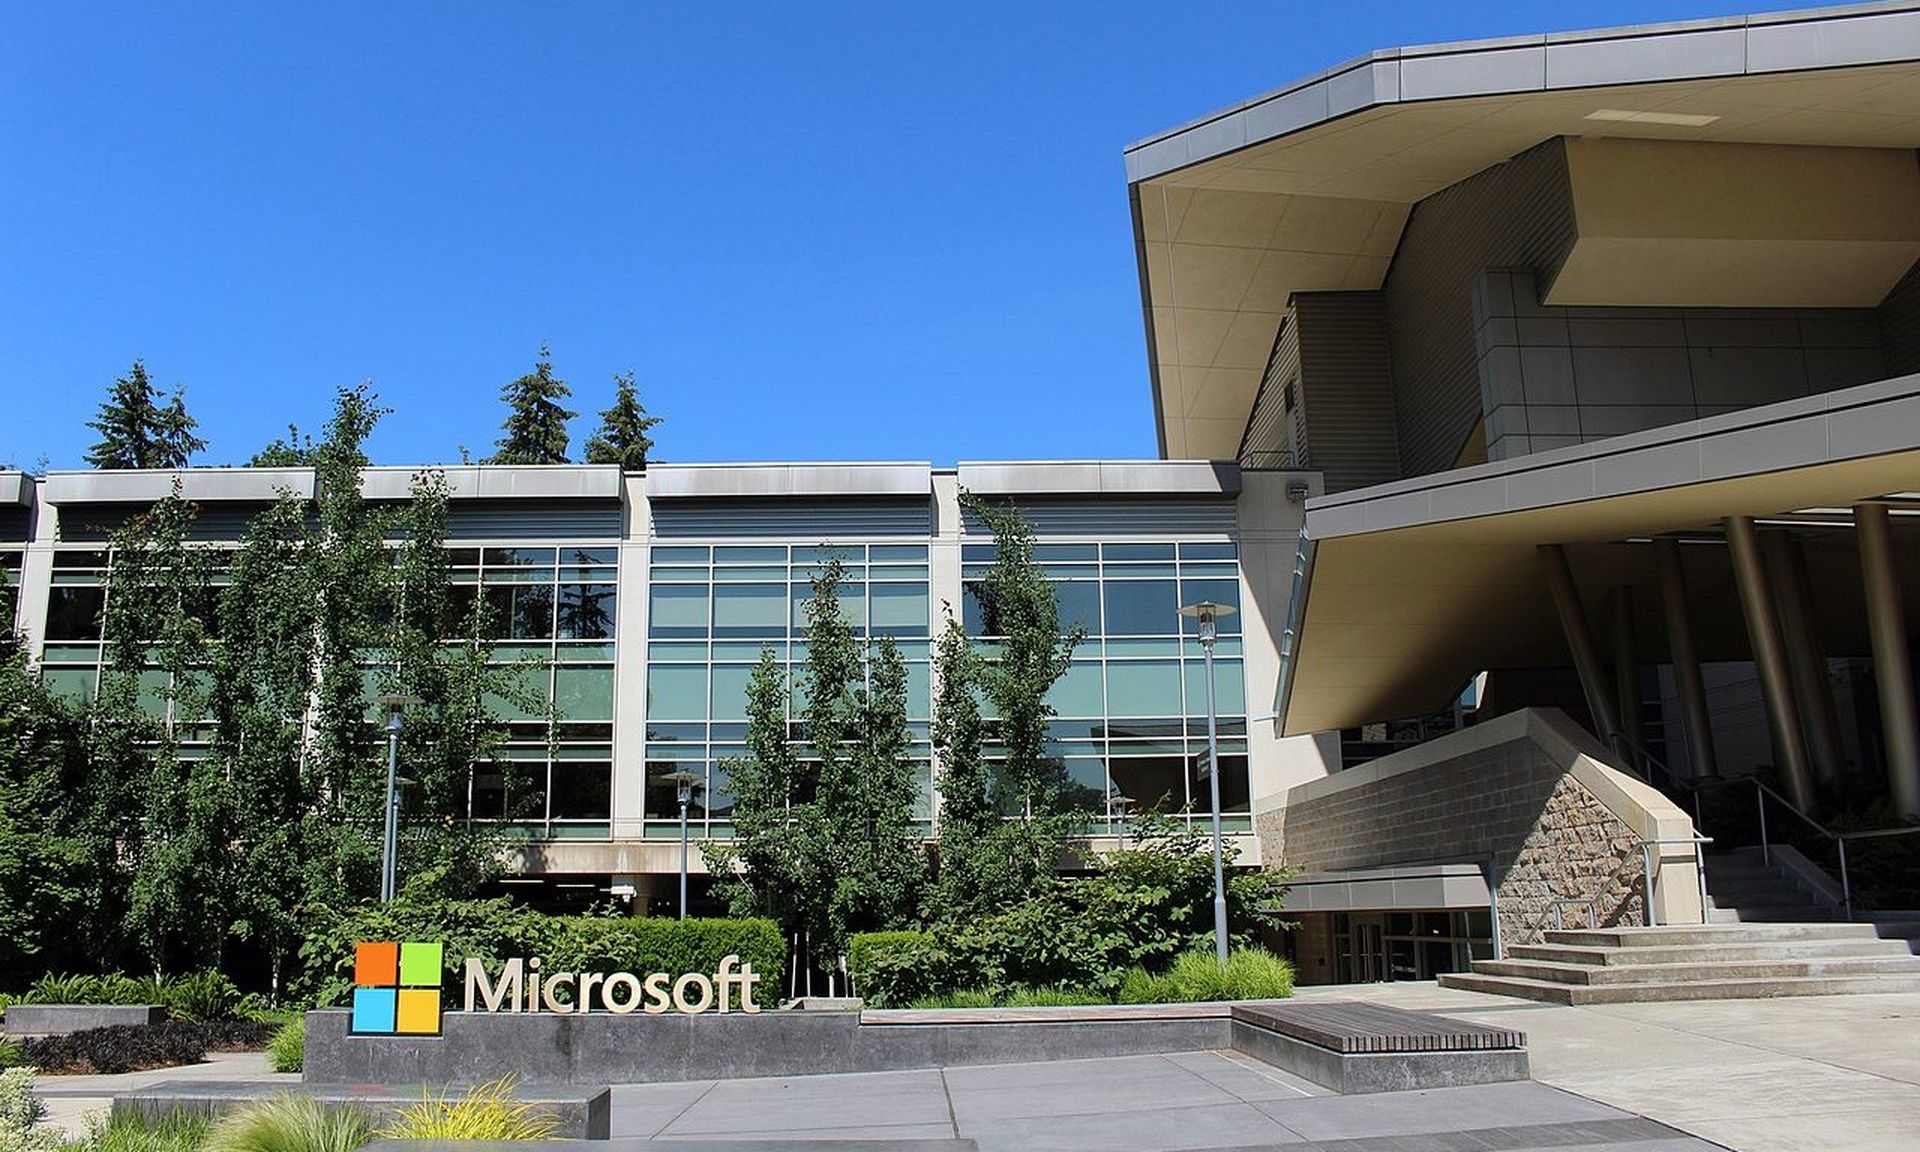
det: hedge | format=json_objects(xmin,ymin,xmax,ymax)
[{"xmin": 532, "ymin": 918, "xmax": 785, "ymax": 991}]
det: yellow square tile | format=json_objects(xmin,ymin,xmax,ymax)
[{"xmin": 396, "ymin": 988, "xmax": 441, "ymax": 1035}]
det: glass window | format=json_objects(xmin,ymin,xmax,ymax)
[
  {"xmin": 715, "ymin": 545, "xmax": 787, "ymax": 564},
  {"xmin": 1178, "ymin": 542, "xmax": 1237, "ymax": 560},
  {"xmin": 1106, "ymin": 660, "xmax": 1182, "ymax": 717},
  {"xmin": 510, "ymin": 584, "xmax": 555, "ymax": 640},
  {"xmin": 1054, "ymin": 580, "xmax": 1101, "ymax": 634},
  {"xmin": 1107, "ymin": 755, "xmax": 1184, "ymax": 813},
  {"xmin": 649, "ymin": 585, "xmax": 709, "ymax": 638},
  {"xmin": 557, "ymin": 584, "xmax": 616, "ymax": 640},
  {"xmin": 1184, "ymin": 659, "xmax": 1246, "ymax": 717},
  {"xmin": 1045, "ymin": 661, "xmax": 1104, "ymax": 717},
  {"xmin": 1191, "ymin": 752, "xmax": 1250, "ymax": 814},
  {"xmin": 1102, "ymin": 580, "xmax": 1177, "ymax": 637},
  {"xmin": 45, "ymin": 586, "xmax": 105, "ymax": 641},
  {"xmin": 561, "ymin": 546, "xmax": 617, "ymax": 567},
  {"xmin": 713, "ymin": 584, "xmax": 788, "ymax": 637},
  {"xmin": 553, "ymin": 666, "xmax": 614, "ymax": 722},
  {"xmin": 550, "ymin": 763, "xmax": 611, "ymax": 819},
  {"xmin": 792, "ymin": 582, "xmax": 863, "ymax": 631},
  {"xmin": 1177, "ymin": 578, "xmax": 1241, "ymax": 634},
  {"xmin": 646, "ymin": 665, "xmax": 708, "ymax": 720},
  {"xmin": 709, "ymin": 664, "xmax": 757, "ymax": 722},
  {"xmin": 651, "ymin": 546, "xmax": 709, "ymax": 564},
  {"xmin": 869, "ymin": 583, "xmax": 929, "ymax": 637},
  {"xmin": 1104, "ymin": 543, "xmax": 1175, "ymax": 561}
]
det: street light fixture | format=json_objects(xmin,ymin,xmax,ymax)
[
  {"xmin": 661, "ymin": 769, "xmax": 705, "ymax": 920},
  {"xmin": 1178, "ymin": 600, "xmax": 1237, "ymax": 965},
  {"xmin": 378, "ymin": 694, "xmax": 421, "ymax": 903},
  {"xmin": 1107, "ymin": 787, "xmax": 1135, "ymax": 842}
]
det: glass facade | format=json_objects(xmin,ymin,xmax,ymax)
[
  {"xmin": 0, "ymin": 547, "xmax": 20, "ymax": 637},
  {"xmin": 645, "ymin": 543, "xmax": 935, "ymax": 839},
  {"xmin": 965, "ymin": 540, "xmax": 1250, "ymax": 832}
]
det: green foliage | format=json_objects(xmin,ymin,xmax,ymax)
[
  {"xmin": 265, "ymin": 1020, "xmax": 304, "ymax": 1075},
  {"xmin": 0, "ymin": 1067, "xmax": 58, "ymax": 1152},
  {"xmin": 298, "ymin": 894, "xmax": 783, "ymax": 1007},
  {"xmin": 1116, "ymin": 948, "xmax": 1295, "ymax": 1004},
  {"xmin": 204, "ymin": 1097, "xmax": 370, "ymax": 1152},
  {"xmin": 84, "ymin": 361, "xmax": 206, "ymax": 471},
  {"xmin": 246, "ymin": 426, "xmax": 316, "ymax": 467},
  {"xmin": 901, "ymin": 985, "xmax": 1107, "ymax": 1009},
  {"xmin": 707, "ymin": 556, "xmax": 928, "ymax": 964},
  {"xmin": 488, "ymin": 344, "xmax": 576, "ymax": 465},
  {"xmin": 376, "ymin": 1076, "xmax": 558, "ymax": 1142},
  {"xmin": 853, "ymin": 817, "xmax": 1290, "ymax": 1006},
  {"xmin": 903, "ymin": 989, "xmax": 994, "ymax": 1009},
  {"xmin": 0, "ymin": 1040, "xmax": 21, "ymax": 1071},
  {"xmin": 582, "ymin": 371, "xmax": 661, "ymax": 471},
  {"xmin": 67, "ymin": 1110, "xmax": 210, "ymax": 1152}
]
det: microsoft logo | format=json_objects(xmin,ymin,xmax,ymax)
[{"xmin": 351, "ymin": 941, "xmax": 444, "ymax": 1036}]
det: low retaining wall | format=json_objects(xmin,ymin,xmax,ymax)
[
  {"xmin": 304, "ymin": 1004, "xmax": 1233, "ymax": 1086},
  {"xmin": 2, "ymin": 1005, "xmax": 166, "ymax": 1036},
  {"xmin": 115, "ymin": 1082, "xmax": 610, "ymax": 1140}
]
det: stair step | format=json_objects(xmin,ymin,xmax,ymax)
[
  {"xmin": 1506, "ymin": 937, "xmax": 1917, "ymax": 966},
  {"xmin": 1544, "ymin": 923, "xmax": 1882, "ymax": 948},
  {"xmin": 1468, "ymin": 955, "xmax": 1920, "ymax": 986},
  {"xmin": 1437, "ymin": 971, "xmax": 1920, "ymax": 1005}
]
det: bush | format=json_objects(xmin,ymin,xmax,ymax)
[
  {"xmin": 18, "ymin": 1019, "xmax": 268, "ymax": 1075},
  {"xmin": 848, "ymin": 931, "xmax": 948, "ymax": 1006},
  {"xmin": 266, "ymin": 1019, "xmax": 304, "ymax": 1075},
  {"xmin": 72, "ymin": 1110, "xmax": 211, "ymax": 1152},
  {"xmin": 1002, "ymin": 986, "xmax": 1108, "ymax": 1008},
  {"xmin": 533, "ymin": 918, "xmax": 785, "ymax": 995},
  {"xmin": 204, "ymin": 1097, "xmax": 370, "ymax": 1152},
  {"xmin": 1117, "ymin": 948, "xmax": 1294, "ymax": 1004},
  {"xmin": 12, "ymin": 972, "xmax": 243, "ymax": 1023},
  {"xmin": 0, "ymin": 1067, "xmax": 59, "ymax": 1152},
  {"xmin": 903, "ymin": 989, "xmax": 995, "ymax": 1009},
  {"xmin": 0, "ymin": 1040, "xmax": 22, "ymax": 1071},
  {"xmin": 376, "ymin": 1076, "xmax": 559, "ymax": 1142},
  {"xmin": 156, "ymin": 973, "xmax": 243, "ymax": 1023}
]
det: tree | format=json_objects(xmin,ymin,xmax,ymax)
[
  {"xmin": 85, "ymin": 360, "xmax": 206, "ymax": 469},
  {"xmin": 488, "ymin": 344, "xmax": 576, "ymax": 464},
  {"xmin": 247, "ymin": 424, "xmax": 317, "ymax": 466},
  {"xmin": 931, "ymin": 494, "xmax": 1088, "ymax": 917},
  {"xmin": 708, "ymin": 558, "xmax": 927, "ymax": 971},
  {"xmin": 582, "ymin": 371, "xmax": 661, "ymax": 470}
]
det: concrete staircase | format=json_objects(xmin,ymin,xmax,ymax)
[
  {"xmin": 1439, "ymin": 921, "xmax": 1920, "ymax": 1004},
  {"xmin": 1703, "ymin": 847, "xmax": 1840, "ymax": 923}
]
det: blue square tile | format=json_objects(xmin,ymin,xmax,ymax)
[{"xmin": 352, "ymin": 987, "xmax": 397, "ymax": 1034}]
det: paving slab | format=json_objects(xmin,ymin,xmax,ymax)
[
  {"xmin": 1252, "ymin": 1081, "xmax": 1627, "ymax": 1142},
  {"xmin": 963, "ymin": 1100, "xmax": 1304, "ymax": 1151}
]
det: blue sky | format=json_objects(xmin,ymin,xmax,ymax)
[{"xmin": 1, "ymin": 1, "xmax": 1784, "ymax": 470}]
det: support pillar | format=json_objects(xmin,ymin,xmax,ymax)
[
  {"xmin": 1856, "ymin": 503, "xmax": 1920, "ymax": 819},
  {"xmin": 1609, "ymin": 586, "xmax": 1643, "ymax": 771},
  {"xmin": 1654, "ymin": 539, "xmax": 1718, "ymax": 781},
  {"xmin": 1725, "ymin": 516, "xmax": 1816, "ymax": 813},
  {"xmin": 1764, "ymin": 530, "xmax": 1845, "ymax": 787},
  {"xmin": 1540, "ymin": 545, "xmax": 1621, "ymax": 755}
]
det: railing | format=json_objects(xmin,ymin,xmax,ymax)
[
  {"xmin": 1612, "ymin": 730, "xmax": 1920, "ymax": 919},
  {"xmin": 1639, "ymin": 835, "xmax": 1712, "ymax": 926}
]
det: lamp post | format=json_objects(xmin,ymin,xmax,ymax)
[
  {"xmin": 1178, "ymin": 600, "xmax": 1236, "ymax": 965},
  {"xmin": 378, "ymin": 694, "xmax": 420, "ymax": 904},
  {"xmin": 661, "ymin": 769, "xmax": 705, "ymax": 919},
  {"xmin": 1107, "ymin": 788, "xmax": 1135, "ymax": 843}
]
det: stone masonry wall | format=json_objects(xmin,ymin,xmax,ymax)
[{"xmin": 1280, "ymin": 736, "xmax": 1646, "ymax": 945}]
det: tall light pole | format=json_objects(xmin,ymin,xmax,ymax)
[
  {"xmin": 1179, "ymin": 601, "xmax": 1236, "ymax": 965},
  {"xmin": 378, "ymin": 694, "xmax": 420, "ymax": 903},
  {"xmin": 661, "ymin": 769, "xmax": 704, "ymax": 919}
]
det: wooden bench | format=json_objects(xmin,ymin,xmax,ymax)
[{"xmin": 1229, "ymin": 1001, "xmax": 1528, "ymax": 1094}]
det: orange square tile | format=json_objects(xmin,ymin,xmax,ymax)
[
  {"xmin": 355, "ymin": 941, "xmax": 399, "ymax": 987},
  {"xmin": 396, "ymin": 988, "xmax": 440, "ymax": 1035}
]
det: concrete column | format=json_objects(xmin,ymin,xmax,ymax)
[
  {"xmin": 1608, "ymin": 586, "xmax": 1643, "ymax": 771},
  {"xmin": 15, "ymin": 495, "xmax": 54, "ymax": 661},
  {"xmin": 1763, "ymin": 530, "xmax": 1845, "ymax": 786},
  {"xmin": 1724, "ymin": 516, "xmax": 1816, "ymax": 813},
  {"xmin": 1654, "ymin": 539, "xmax": 1718, "ymax": 781},
  {"xmin": 1855, "ymin": 503, "xmax": 1920, "ymax": 819},
  {"xmin": 609, "ymin": 475, "xmax": 652, "ymax": 842},
  {"xmin": 1539, "ymin": 545, "xmax": 1621, "ymax": 755}
]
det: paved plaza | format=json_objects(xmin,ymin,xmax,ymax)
[{"xmin": 29, "ymin": 985, "xmax": 1920, "ymax": 1151}]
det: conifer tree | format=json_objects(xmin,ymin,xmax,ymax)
[
  {"xmin": 85, "ymin": 360, "xmax": 206, "ymax": 469},
  {"xmin": 488, "ymin": 344, "xmax": 576, "ymax": 464},
  {"xmin": 583, "ymin": 371, "xmax": 662, "ymax": 470}
]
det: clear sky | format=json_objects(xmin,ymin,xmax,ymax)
[{"xmin": 1, "ymin": 1, "xmax": 1787, "ymax": 470}]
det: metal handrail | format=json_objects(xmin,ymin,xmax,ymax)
[
  {"xmin": 1834, "ymin": 824, "xmax": 1920, "ymax": 921},
  {"xmin": 1639, "ymin": 835, "xmax": 1713, "ymax": 927},
  {"xmin": 1548, "ymin": 896, "xmax": 1599, "ymax": 931}
]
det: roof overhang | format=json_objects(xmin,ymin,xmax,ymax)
[
  {"xmin": 1276, "ymin": 373, "xmax": 1920, "ymax": 735},
  {"xmin": 1129, "ymin": 3, "xmax": 1920, "ymax": 459}
]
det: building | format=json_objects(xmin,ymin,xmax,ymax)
[
  {"xmin": 6, "ymin": 1, "xmax": 1920, "ymax": 987},
  {"xmin": 1127, "ymin": 1, "xmax": 1920, "ymax": 984},
  {"xmin": 0, "ymin": 461, "xmax": 1321, "ymax": 913}
]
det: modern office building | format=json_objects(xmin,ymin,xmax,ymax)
[
  {"xmin": 6, "ymin": 2, "xmax": 1920, "ymax": 990},
  {"xmin": 1127, "ymin": 1, "xmax": 1920, "ymax": 987}
]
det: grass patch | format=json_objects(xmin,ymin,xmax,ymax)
[
  {"xmin": 71, "ymin": 1109, "xmax": 212, "ymax": 1152},
  {"xmin": 1118, "ymin": 947, "xmax": 1295, "ymax": 1004},
  {"xmin": 204, "ymin": 1097, "xmax": 370, "ymax": 1152},
  {"xmin": 376, "ymin": 1076, "xmax": 559, "ymax": 1142},
  {"xmin": 265, "ymin": 1020, "xmax": 303, "ymax": 1075}
]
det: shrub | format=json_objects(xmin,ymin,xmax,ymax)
[
  {"xmin": 1002, "ymin": 986, "xmax": 1108, "ymax": 1008},
  {"xmin": 377, "ymin": 1076, "xmax": 559, "ymax": 1142},
  {"xmin": 75, "ymin": 1110, "xmax": 211, "ymax": 1152},
  {"xmin": 0, "ymin": 1067, "xmax": 59, "ymax": 1152},
  {"xmin": 848, "ymin": 931, "xmax": 948, "ymax": 1006},
  {"xmin": 266, "ymin": 1020, "xmax": 304, "ymax": 1075},
  {"xmin": 204, "ymin": 1097, "xmax": 370, "ymax": 1152},
  {"xmin": 1117, "ymin": 948, "xmax": 1294, "ymax": 1004},
  {"xmin": 0, "ymin": 1040, "xmax": 22, "ymax": 1071},
  {"xmin": 157, "ymin": 973, "xmax": 243, "ymax": 1023},
  {"xmin": 533, "ymin": 918, "xmax": 785, "ymax": 996},
  {"xmin": 903, "ymin": 989, "xmax": 995, "ymax": 1010},
  {"xmin": 16, "ymin": 1019, "xmax": 271, "ymax": 1075}
]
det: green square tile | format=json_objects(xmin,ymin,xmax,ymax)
[{"xmin": 398, "ymin": 941, "xmax": 443, "ymax": 987}]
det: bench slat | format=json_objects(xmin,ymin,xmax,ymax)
[{"xmin": 1230, "ymin": 1001, "xmax": 1524, "ymax": 1054}]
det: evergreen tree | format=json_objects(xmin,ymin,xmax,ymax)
[
  {"xmin": 247, "ymin": 424, "xmax": 317, "ymax": 466},
  {"xmin": 583, "ymin": 371, "xmax": 662, "ymax": 470},
  {"xmin": 488, "ymin": 344, "xmax": 576, "ymax": 464},
  {"xmin": 85, "ymin": 360, "xmax": 206, "ymax": 469}
]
